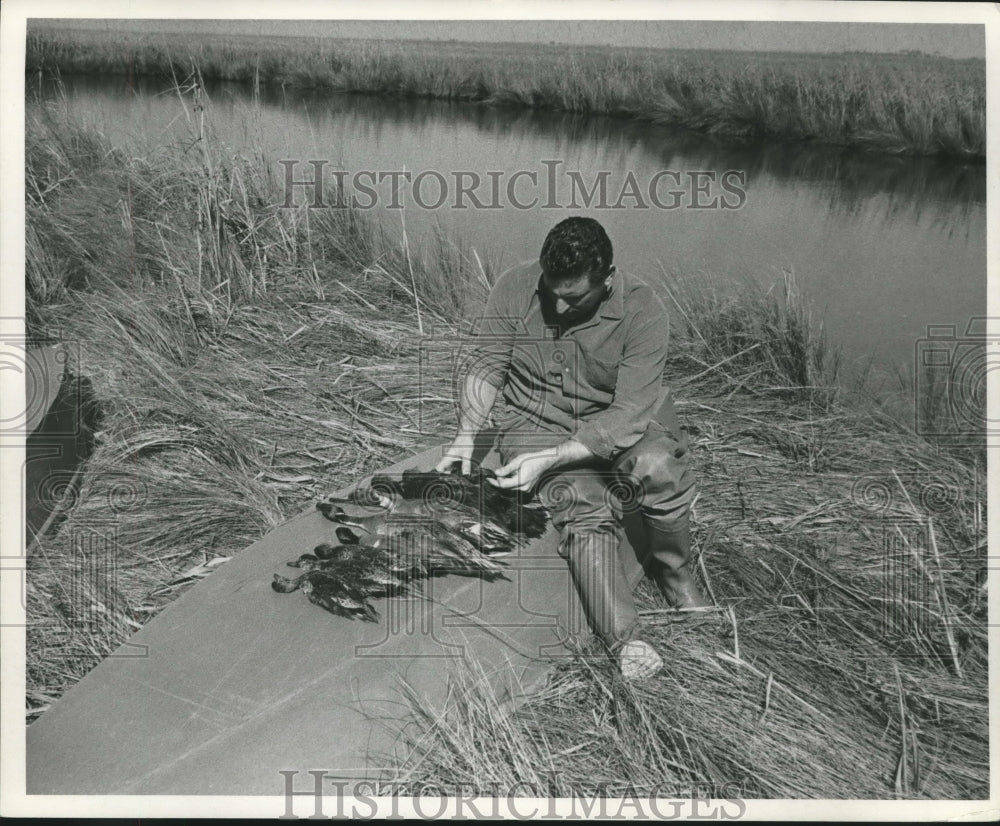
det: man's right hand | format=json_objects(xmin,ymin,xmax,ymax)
[
  {"xmin": 434, "ymin": 440, "xmax": 475, "ymax": 476},
  {"xmin": 436, "ymin": 374, "xmax": 499, "ymax": 476}
]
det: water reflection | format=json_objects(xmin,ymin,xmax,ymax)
[
  {"xmin": 266, "ymin": 81, "xmax": 984, "ymax": 232},
  {"xmin": 41, "ymin": 73, "xmax": 984, "ymax": 227},
  {"xmin": 30, "ymin": 72, "xmax": 986, "ymax": 376}
]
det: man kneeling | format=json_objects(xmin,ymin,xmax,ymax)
[{"xmin": 436, "ymin": 216, "xmax": 709, "ymax": 679}]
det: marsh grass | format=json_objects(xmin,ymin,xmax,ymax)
[
  {"xmin": 24, "ymin": 95, "xmax": 986, "ymax": 799},
  {"xmin": 663, "ymin": 268, "xmax": 842, "ymax": 411},
  {"xmin": 26, "ymin": 27, "xmax": 986, "ymax": 159},
  {"xmin": 24, "ymin": 91, "xmax": 491, "ymax": 702},
  {"xmin": 383, "ymin": 393, "xmax": 986, "ymax": 799},
  {"xmin": 371, "ymin": 259, "xmax": 986, "ymax": 798}
]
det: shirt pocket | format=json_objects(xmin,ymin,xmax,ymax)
[
  {"xmin": 510, "ymin": 342, "xmax": 547, "ymax": 381},
  {"xmin": 580, "ymin": 350, "xmax": 619, "ymax": 392}
]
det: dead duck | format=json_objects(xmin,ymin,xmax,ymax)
[
  {"xmin": 272, "ymin": 468, "xmax": 548, "ymax": 621},
  {"xmin": 318, "ymin": 467, "xmax": 548, "ymax": 556},
  {"xmin": 317, "ymin": 502, "xmax": 519, "ymax": 559},
  {"xmin": 272, "ymin": 522, "xmax": 508, "ymax": 621}
]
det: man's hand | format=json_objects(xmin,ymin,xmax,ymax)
[
  {"xmin": 488, "ymin": 449, "xmax": 559, "ymax": 492},
  {"xmin": 435, "ymin": 440, "xmax": 476, "ymax": 476},
  {"xmin": 435, "ymin": 375, "xmax": 500, "ymax": 476},
  {"xmin": 489, "ymin": 439, "xmax": 595, "ymax": 492}
]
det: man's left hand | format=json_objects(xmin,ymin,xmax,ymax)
[{"xmin": 488, "ymin": 450, "xmax": 558, "ymax": 492}]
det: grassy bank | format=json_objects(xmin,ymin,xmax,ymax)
[
  {"xmin": 25, "ymin": 89, "xmax": 495, "ymax": 702},
  {"xmin": 386, "ymin": 362, "xmax": 986, "ymax": 799},
  {"xmin": 24, "ymin": 95, "xmax": 987, "ymax": 798},
  {"xmin": 26, "ymin": 27, "xmax": 986, "ymax": 160}
]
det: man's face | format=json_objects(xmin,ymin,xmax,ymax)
[{"xmin": 541, "ymin": 267, "xmax": 613, "ymax": 324}]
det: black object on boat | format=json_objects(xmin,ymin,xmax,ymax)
[
  {"xmin": 273, "ymin": 468, "xmax": 548, "ymax": 620},
  {"xmin": 272, "ymin": 513, "xmax": 510, "ymax": 621}
]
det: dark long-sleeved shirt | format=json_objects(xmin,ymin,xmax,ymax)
[{"xmin": 471, "ymin": 260, "xmax": 671, "ymax": 460}]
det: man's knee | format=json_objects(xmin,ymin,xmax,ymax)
[
  {"xmin": 555, "ymin": 520, "xmax": 621, "ymax": 561},
  {"xmin": 617, "ymin": 426, "xmax": 689, "ymax": 476},
  {"xmin": 538, "ymin": 468, "xmax": 613, "ymax": 524},
  {"xmin": 613, "ymin": 426, "xmax": 695, "ymax": 511}
]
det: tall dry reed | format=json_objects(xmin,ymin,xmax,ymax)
[{"xmin": 26, "ymin": 27, "xmax": 986, "ymax": 159}]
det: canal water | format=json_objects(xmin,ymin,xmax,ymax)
[{"xmin": 32, "ymin": 74, "xmax": 986, "ymax": 392}]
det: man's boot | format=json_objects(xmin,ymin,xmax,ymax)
[
  {"xmin": 562, "ymin": 528, "xmax": 641, "ymax": 651},
  {"xmin": 644, "ymin": 515, "xmax": 711, "ymax": 610}
]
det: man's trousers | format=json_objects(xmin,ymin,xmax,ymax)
[{"xmin": 497, "ymin": 403, "xmax": 697, "ymax": 651}]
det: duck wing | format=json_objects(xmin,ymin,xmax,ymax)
[
  {"xmin": 375, "ymin": 519, "xmax": 507, "ymax": 575},
  {"xmin": 366, "ymin": 468, "xmax": 549, "ymax": 541},
  {"xmin": 296, "ymin": 542, "xmax": 433, "ymax": 621},
  {"xmin": 300, "ymin": 571, "xmax": 379, "ymax": 622}
]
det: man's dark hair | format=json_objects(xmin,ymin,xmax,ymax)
[{"xmin": 539, "ymin": 217, "xmax": 614, "ymax": 284}]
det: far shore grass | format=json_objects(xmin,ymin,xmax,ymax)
[
  {"xmin": 23, "ymin": 89, "xmax": 987, "ymax": 799},
  {"xmin": 25, "ymin": 26, "xmax": 986, "ymax": 160}
]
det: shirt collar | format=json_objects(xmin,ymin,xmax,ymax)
[{"xmin": 600, "ymin": 277, "xmax": 624, "ymax": 320}]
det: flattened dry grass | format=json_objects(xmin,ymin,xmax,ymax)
[
  {"xmin": 383, "ymin": 387, "xmax": 986, "ymax": 800},
  {"xmin": 24, "ymin": 94, "xmax": 494, "ymax": 707},
  {"xmin": 24, "ymin": 94, "xmax": 987, "ymax": 800},
  {"xmin": 378, "ymin": 259, "xmax": 985, "ymax": 801}
]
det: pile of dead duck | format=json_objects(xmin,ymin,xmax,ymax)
[{"xmin": 272, "ymin": 468, "xmax": 549, "ymax": 621}]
